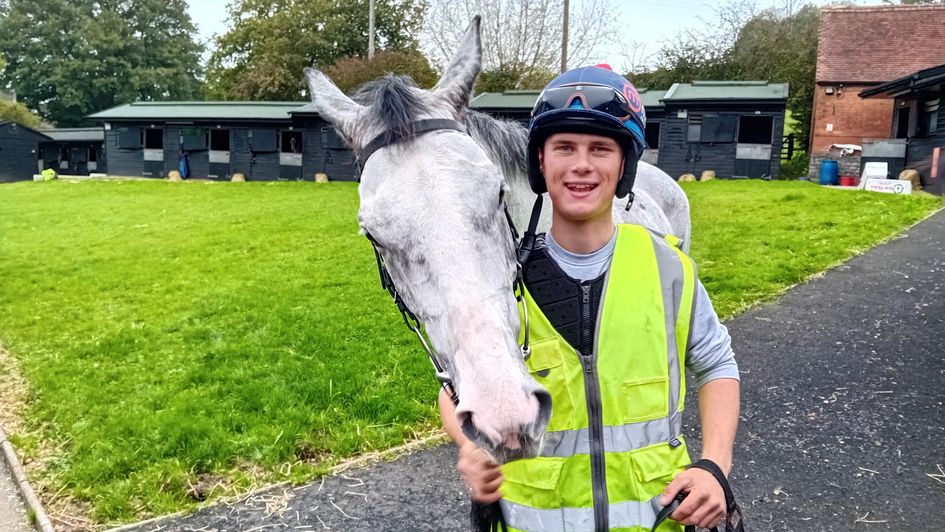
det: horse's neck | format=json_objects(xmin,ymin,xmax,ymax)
[{"xmin": 503, "ymin": 171, "xmax": 553, "ymax": 235}]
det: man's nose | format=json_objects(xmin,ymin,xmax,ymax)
[{"xmin": 571, "ymin": 148, "xmax": 593, "ymax": 173}]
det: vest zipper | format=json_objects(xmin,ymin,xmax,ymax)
[{"xmin": 580, "ymin": 283, "xmax": 608, "ymax": 531}]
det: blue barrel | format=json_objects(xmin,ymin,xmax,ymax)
[{"xmin": 819, "ymin": 160, "xmax": 839, "ymax": 185}]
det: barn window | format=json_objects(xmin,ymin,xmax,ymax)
[
  {"xmin": 118, "ymin": 127, "xmax": 142, "ymax": 149},
  {"xmin": 281, "ymin": 131, "xmax": 303, "ymax": 154},
  {"xmin": 144, "ymin": 128, "xmax": 164, "ymax": 150},
  {"xmin": 645, "ymin": 122, "xmax": 661, "ymax": 149},
  {"xmin": 738, "ymin": 116, "xmax": 774, "ymax": 144},
  {"xmin": 210, "ymin": 129, "xmax": 230, "ymax": 151},
  {"xmin": 922, "ymin": 99, "xmax": 939, "ymax": 135},
  {"xmin": 88, "ymin": 147, "xmax": 97, "ymax": 163},
  {"xmin": 687, "ymin": 115, "xmax": 702, "ymax": 143},
  {"xmin": 701, "ymin": 115, "xmax": 737, "ymax": 143}
]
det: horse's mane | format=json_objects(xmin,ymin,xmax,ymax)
[
  {"xmin": 352, "ymin": 75, "xmax": 528, "ymax": 182},
  {"xmin": 353, "ymin": 74, "xmax": 430, "ymax": 140},
  {"xmin": 464, "ymin": 110, "xmax": 528, "ymax": 182}
]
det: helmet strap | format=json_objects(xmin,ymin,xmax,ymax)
[
  {"xmin": 624, "ymin": 191, "xmax": 635, "ymax": 212},
  {"xmin": 517, "ymin": 194, "xmax": 544, "ymax": 265}
]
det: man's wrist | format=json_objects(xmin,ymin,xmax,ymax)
[{"xmin": 696, "ymin": 455, "xmax": 731, "ymax": 477}]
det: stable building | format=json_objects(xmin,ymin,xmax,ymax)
[
  {"xmin": 471, "ymin": 81, "xmax": 788, "ymax": 179},
  {"xmin": 810, "ymin": 5, "xmax": 945, "ymax": 178},
  {"xmin": 38, "ymin": 127, "xmax": 106, "ymax": 176},
  {"xmin": 0, "ymin": 120, "xmax": 48, "ymax": 183},
  {"xmin": 860, "ymin": 63, "xmax": 944, "ymax": 195},
  {"xmin": 87, "ymin": 101, "xmax": 358, "ymax": 181}
]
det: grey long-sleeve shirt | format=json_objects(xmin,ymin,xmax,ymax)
[{"xmin": 545, "ymin": 230, "xmax": 740, "ymax": 389}]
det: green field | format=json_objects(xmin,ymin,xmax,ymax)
[{"xmin": 0, "ymin": 179, "xmax": 941, "ymax": 525}]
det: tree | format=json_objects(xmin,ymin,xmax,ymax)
[
  {"xmin": 732, "ymin": 4, "xmax": 820, "ymax": 148},
  {"xmin": 0, "ymin": 0, "xmax": 204, "ymax": 126},
  {"xmin": 627, "ymin": 1, "xmax": 820, "ymax": 149},
  {"xmin": 0, "ymin": 100, "xmax": 43, "ymax": 128},
  {"xmin": 205, "ymin": 0, "xmax": 426, "ymax": 101},
  {"xmin": 324, "ymin": 50, "xmax": 438, "ymax": 93},
  {"xmin": 423, "ymin": 0, "xmax": 621, "ymax": 90}
]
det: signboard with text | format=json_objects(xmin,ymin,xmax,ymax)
[{"xmin": 864, "ymin": 178, "xmax": 912, "ymax": 195}]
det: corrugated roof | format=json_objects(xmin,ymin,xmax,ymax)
[
  {"xmin": 817, "ymin": 6, "xmax": 945, "ymax": 83},
  {"xmin": 860, "ymin": 63, "xmax": 945, "ymax": 98},
  {"xmin": 39, "ymin": 127, "xmax": 104, "ymax": 142},
  {"xmin": 88, "ymin": 101, "xmax": 310, "ymax": 121},
  {"xmin": 662, "ymin": 81, "xmax": 789, "ymax": 101},
  {"xmin": 470, "ymin": 88, "xmax": 667, "ymax": 110}
]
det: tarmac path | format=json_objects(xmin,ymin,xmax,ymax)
[
  {"xmin": 0, "ymin": 458, "xmax": 33, "ymax": 532},
  {"xmin": 73, "ymin": 208, "xmax": 945, "ymax": 531}
]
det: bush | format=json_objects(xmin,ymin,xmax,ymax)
[{"xmin": 779, "ymin": 152, "xmax": 810, "ymax": 180}]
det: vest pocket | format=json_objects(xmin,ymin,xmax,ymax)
[
  {"xmin": 621, "ymin": 376, "xmax": 669, "ymax": 423},
  {"xmin": 525, "ymin": 338, "xmax": 564, "ymax": 376},
  {"xmin": 501, "ymin": 457, "xmax": 565, "ymax": 507}
]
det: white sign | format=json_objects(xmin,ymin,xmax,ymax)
[
  {"xmin": 862, "ymin": 162, "xmax": 888, "ymax": 179},
  {"xmin": 864, "ymin": 178, "xmax": 912, "ymax": 195}
]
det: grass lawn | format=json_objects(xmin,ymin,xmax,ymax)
[{"xmin": 0, "ymin": 179, "xmax": 941, "ymax": 526}]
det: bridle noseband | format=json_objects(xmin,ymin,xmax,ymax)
[{"xmin": 357, "ymin": 118, "xmax": 537, "ymax": 405}]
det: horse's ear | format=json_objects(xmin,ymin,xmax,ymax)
[
  {"xmin": 434, "ymin": 15, "xmax": 482, "ymax": 116},
  {"xmin": 304, "ymin": 67, "xmax": 365, "ymax": 145}
]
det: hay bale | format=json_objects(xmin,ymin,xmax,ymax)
[
  {"xmin": 231, "ymin": 173, "xmax": 246, "ymax": 183},
  {"xmin": 167, "ymin": 170, "xmax": 182, "ymax": 182},
  {"xmin": 898, "ymin": 169, "xmax": 921, "ymax": 190},
  {"xmin": 315, "ymin": 172, "xmax": 329, "ymax": 183},
  {"xmin": 678, "ymin": 173, "xmax": 696, "ymax": 183},
  {"xmin": 41, "ymin": 168, "xmax": 58, "ymax": 181},
  {"xmin": 701, "ymin": 170, "xmax": 716, "ymax": 181}
]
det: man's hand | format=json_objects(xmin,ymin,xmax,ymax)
[
  {"xmin": 659, "ymin": 467, "xmax": 726, "ymax": 529},
  {"xmin": 457, "ymin": 441, "xmax": 504, "ymax": 504}
]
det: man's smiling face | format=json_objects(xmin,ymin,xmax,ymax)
[{"xmin": 539, "ymin": 132, "xmax": 623, "ymax": 224}]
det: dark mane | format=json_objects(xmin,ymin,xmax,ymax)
[
  {"xmin": 465, "ymin": 110, "xmax": 528, "ymax": 181},
  {"xmin": 353, "ymin": 75, "xmax": 430, "ymax": 139}
]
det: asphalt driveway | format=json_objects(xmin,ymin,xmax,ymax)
[{"xmin": 110, "ymin": 207, "xmax": 945, "ymax": 531}]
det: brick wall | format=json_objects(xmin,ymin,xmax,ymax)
[{"xmin": 810, "ymin": 83, "xmax": 894, "ymax": 154}]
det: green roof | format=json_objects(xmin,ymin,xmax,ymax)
[
  {"xmin": 663, "ymin": 81, "xmax": 789, "ymax": 101},
  {"xmin": 471, "ymin": 88, "xmax": 667, "ymax": 111},
  {"xmin": 470, "ymin": 90, "xmax": 541, "ymax": 110},
  {"xmin": 88, "ymin": 101, "xmax": 310, "ymax": 121}
]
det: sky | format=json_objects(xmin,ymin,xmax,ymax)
[{"xmin": 185, "ymin": 0, "xmax": 888, "ymax": 71}]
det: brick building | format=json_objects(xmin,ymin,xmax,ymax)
[{"xmin": 810, "ymin": 5, "xmax": 945, "ymax": 178}]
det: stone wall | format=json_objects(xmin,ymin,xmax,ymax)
[{"xmin": 809, "ymin": 152, "xmax": 862, "ymax": 180}]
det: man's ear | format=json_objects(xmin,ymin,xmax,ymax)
[{"xmin": 538, "ymin": 149, "xmax": 545, "ymax": 175}]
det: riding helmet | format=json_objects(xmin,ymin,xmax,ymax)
[{"xmin": 527, "ymin": 64, "xmax": 647, "ymax": 199}]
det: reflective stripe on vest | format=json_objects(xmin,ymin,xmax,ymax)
[
  {"xmin": 503, "ymin": 224, "xmax": 696, "ymax": 532},
  {"xmin": 500, "ymin": 494, "xmax": 672, "ymax": 532}
]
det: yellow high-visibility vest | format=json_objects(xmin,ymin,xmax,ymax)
[{"xmin": 501, "ymin": 224, "xmax": 696, "ymax": 532}]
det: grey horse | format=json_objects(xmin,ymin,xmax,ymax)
[{"xmin": 303, "ymin": 16, "xmax": 690, "ymax": 462}]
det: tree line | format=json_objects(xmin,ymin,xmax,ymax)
[{"xmin": 2, "ymin": 0, "xmax": 934, "ymax": 139}]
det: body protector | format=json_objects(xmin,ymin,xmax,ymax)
[
  {"xmin": 499, "ymin": 224, "xmax": 697, "ymax": 532},
  {"xmin": 528, "ymin": 65, "xmax": 648, "ymax": 199}
]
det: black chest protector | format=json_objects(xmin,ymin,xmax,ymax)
[{"xmin": 522, "ymin": 243, "xmax": 607, "ymax": 356}]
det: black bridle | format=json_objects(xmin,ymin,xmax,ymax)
[{"xmin": 357, "ymin": 119, "xmax": 542, "ymax": 409}]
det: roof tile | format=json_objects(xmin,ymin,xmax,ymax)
[{"xmin": 817, "ymin": 6, "xmax": 945, "ymax": 83}]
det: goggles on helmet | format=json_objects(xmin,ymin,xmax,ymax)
[{"xmin": 532, "ymin": 84, "xmax": 639, "ymax": 124}]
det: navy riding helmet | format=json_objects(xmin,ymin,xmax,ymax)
[{"xmin": 528, "ymin": 64, "xmax": 647, "ymax": 199}]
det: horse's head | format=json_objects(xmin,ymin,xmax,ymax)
[{"xmin": 304, "ymin": 17, "xmax": 551, "ymax": 462}]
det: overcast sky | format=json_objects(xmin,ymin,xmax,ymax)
[{"xmin": 185, "ymin": 0, "xmax": 887, "ymax": 71}]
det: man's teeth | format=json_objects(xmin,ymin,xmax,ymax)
[{"xmin": 567, "ymin": 184, "xmax": 596, "ymax": 191}]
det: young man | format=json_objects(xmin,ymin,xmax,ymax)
[{"xmin": 440, "ymin": 65, "xmax": 741, "ymax": 531}]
